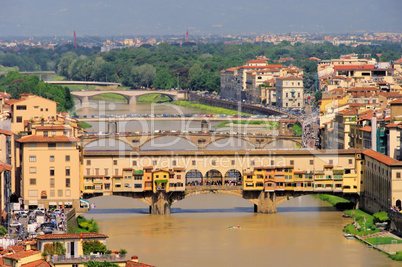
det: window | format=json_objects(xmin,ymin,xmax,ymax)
[
  {"xmin": 28, "ymin": 190, "xmax": 38, "ymax": 197},
  {"xmin": 66, "ymin": 155, "xmax": 70, "ymax": 162},
  {"xmin": 231, "ymin": 160, "xmax": 235, "ymax": 165},
  {"xmin": 192, "ymin": 160, "xmax": 196, "ymax": 166},
  {"xmin": 58, "ymin": 190, "xmax": 63, "ymax": 197},
  {"xmin": 251, "ymin": 160, "xmax": 255, "ymax": 166},
  {"xmin": 50, "ymin": 178, "xmax": 55, "ymax": 188},
  {"xmin": 66, "ymin": 178, "xmax": 70, "ymax": 188},
  {"xmin": 95, "ymin": 168, "xmax": 99, "ymax": 175},
  {"xmin": 397, "ymin": 172, "xmax": 401, "ymax": 178},
  {"xmin": 30, "ymin": 178, "xmax": 36, "ymax": 185},
  {"xmin": 16, "ymin": 116, "xmax": 23, "ymax": 123},
  {"xmin": 46, "ymin": 108, "xmax": 48, "ymax": 111},
  {"xmin": 329, "ymin": 160, "xmax": 333, "ymax": 165},
  {"xmin": 172, "ymin": 160, "xmax": 177, "ymax": 166},
  {"xmin": 212, "ymin": 160, "xmax": 216, "ymax": 166},
  {"xmin": 44, "ymin": 131, "xmax": 48, "ymax": 137},
  {"xmin": 29, "ymin": 144, "xmax": 37, "ymax": 150},
  {"xmin": 30, "ymin": 167, "xmax": 36, "ymax": 173},
  {"xmin": 104, "ymin": 168, "xmax": 109, "ymax": 176},
  {"xmin": 115, "ymin": 169, "xmax": 119, "ymax": 175},
  {"xmin": 50, "ymin": 155, "xmax": 55, "ymax": 162},
  {"xmin": 86, "ymin": 168, "xmax": 90, "ymax": 175},
  {"xmin": 134, "ymin": 184, "xmax": 142, "ymax": 188},
  {"xmin": 349, "ymin": 159, "xmax": 353, "ymax": 164},
  {"xmin": 50, "ymin": 190, "xmax": 55, "ymax": 197},
  {"xmin": 132, "ymin": 160, "xmax": 137, "ymax": 166},
  {"xmin": 87, "ymin": 160, "xmax": 91, "ymax": 166},
  {"xmin": 50, "ymin": 167, "xmax": 55, "ymax": 176},
  {"xmin": 271, "ymin": 160, "xmax": 274, "ymax": 165},
  {"xmin": 48, "ymin": 143, "xmax": 56, "ymax": 149},
  {"xmin": 177, "ymin": 175, "xmax": 181, "ymax": 179},
  {"xmin": 113, "ymin": 160, "xmax": 117, "ymax": 165},
  {"xmin": 65, "ymin": 190, "xmax": 71, "ymax": 197},
  {"xmin": 66, "ymin": 167, "xmax": 70, "ymax": 176},
  {"xmin": 398, "ymin": 136, "xmax": 401, "ymax": 142},
  {"xmin": 286, "ymin": 93, "xmax": 288, "ymax": 98},
  {"xmin": 310, "ymin": 160, "xmax": 314, "ymax": 165},
  {"xmin": 290, "ymin": 160, "xmax": 294, "ymax": 165},
  {"xmin": 153, "ymin": 160, "xmax": 157, "ymax": 165}
]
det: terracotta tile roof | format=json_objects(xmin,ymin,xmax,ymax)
[
  {"xmin": 0, "ymin": 162, "xmax": 13, "ymax": 172},
  {"xmin": 386, "ymin": 123, "xmax": 400, "ymax": 128},
  {"xmin": 239, "ymin": 65, "xmax": 282, "ymax": 69},
  {"xmin": 390, "ymin": 99, "xmax": 402, "ymax": 105},
  {"xmin": 360, "ymin": 126, "xmax": 372, "ymax": 132},
  {"xmin": 122, "ymin": 168, "xmax": 133, "ymax": 171},
  {"xmin": 394, "ymin": 58, "xmax": 402, "ymax": 63},
  {"xmin": 246, "ymin": 60, "xmax": 267, "ymax": 64},
  {"xmin": 35, "ymin": 126, "xmax": 69, "ymax": 130},
  {"xmin": 350, "ymin": 103, "xmax": 365, "ymax": 107},
  {"xmin": 6, "ymin": 99, "xmax": 22, "ymax": 105},
  {"xmin": 379, "ymin": 92, "xmax": 402, "ymax": 98},
  {"xmin": 8, "ymin": 245, "xmax": 25, "ymax": 253},
  {"xmin": 17, "ymin": 135, "xmax": 80, "ymax": 143},
  {"xmin": 276, "ymin": 76, "xmax": 303, "ymax": 80},
  {"xmin": 4, "ymin": 250, "xmax": 40, "ymax": 260},
  {"xmin": 338, "ymin": 108, "xmax": 358, "ymax": 115},
  {"xmin": 36, "ymin": 233, "xmax": 108, "ymax": 240},
  {"xmin": 294, "ymin": 170, "xmax": 304, "ymax": 174},
  {"xmin": 0, "ymin": 129, "xmax": 13, "ymax": 136},
  {"xmin": 363, "ymin": 149, "xmax": 400, "ymax": 166},
  {"xmin": 21, "ymin": 259, "xmax": 51, "ymax": 267},
  {"xmin": 126, "ymin": 260, "xmax": 156, "ymax": 267},
  {"xmin": 346, "ymin": 87, "xmax": 380, "ymax": 92},
  {"xmin": 334, "ymin": 65, "xmax": 375, "ymax": 71}
]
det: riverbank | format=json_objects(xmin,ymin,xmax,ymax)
[
  {"xmin": 314, "ymin": 194, "xmax": 353, "ymax": 209},
  {"xmin": 137, "ymin": 93, "xmax": 171, "ymax": 103},
  {"xmin": 216, "ymin": 120, "xmax": 279, "ymax": 129},
  {"xmin": 172, "ymin": 100, "xmax": 251, "ymax": 116}
]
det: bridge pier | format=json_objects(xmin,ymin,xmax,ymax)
[
  {"xmin": 255, "ymin": 191, "xmax": 277, "ymax": 214},
  {"xmin": 128, "ymin": 96, "xmax": 137, "ymax": 105},
  {"xmin": 150, "ymin": 191, "xmax": 171, "ymax": 215},
  {"xmin": 81, "ymin": 96, "xmax": 90, "ymax": 107}
]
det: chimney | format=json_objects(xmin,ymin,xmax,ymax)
[{"xmin": 131, "ymin": 256, "xmax": 139, "ymax": 262}]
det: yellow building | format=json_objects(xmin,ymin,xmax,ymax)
[
  {"xmin": 9, "ymin": 93, "xmax": 58, "ymax": 134},
  {"xmin": 17, "ymin": 134, "xmax": 81, "ymax": 210}
]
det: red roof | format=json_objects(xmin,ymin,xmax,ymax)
[
  {"xmin": 360, "ymin": 126, "xmax": 372, "ymax": 132},
  {"xmin": 390, "ymin": 99, "xmax": 402, "ymax": 105},
  {"xmin": 334, "ymin": 65, "xmax": 375, "ymax": 71},
  {"xmin": 0, "ymin": 162, "xmax": 12, "ymax": 172},
  {"xmin": 0, "ymin": 129, "xmax": 13, "ymax": 136},
  {"xmin": 35, "ymin": 126, "xmax": 69, "ymax": 130},
  {"xmin": 246, "ymin": 60, "xmax": 267, "ymax": 64},
  {"xmin": 276, "ymin": 76, "xmax": 303, "ymax": 80},
  {"xmin": 17, "ymin": 135, "xmax": 80, "ymax": 143},
  {"xmin": 4, "ymin": 250, "xmax": 40, "ymax": 260},
  {"xmin": 126, "ymin": 260, "xmax": 156, "ymax": 267},
  {"xmin": 36, "ymin": 233, "xmax": 108, "ymax": 240},
  {"xmin": 21, "ymin": 259, "xmax": 51, "ymax": 267},
  {"xmin": 394, "ymin": 58, "xmax": 402, "ymax": 63},
  {"xmin": 363, "ymin": 149, "xmax": 400, "ymax": 166}
]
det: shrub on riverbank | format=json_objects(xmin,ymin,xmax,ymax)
[
  {"xmin": 78, "ymin": 121, "xmax": 92, "ymax": 129},
  {"xmin": 390, "ymin": 251, "xmax": 402, "ymax": 261},
  {"xmin": 342, "ymin": 209, "xmax": 379, "ymax": 237},
  {"xmin": 315, "ymin": 194, "xmax": 353, "ymax": 209},
  {"xmin": 172, "ymin": 100, "xmax": 250, "ymax": 116},
  {"xmin": 69, "ymin": 216, "xmax": 99, "ymax": 233}
]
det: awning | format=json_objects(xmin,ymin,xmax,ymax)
[
  {"xmin": 64, "ymin": 202, "xmax": 72, "ymax": 205},
  {"xmin": 58, "ymin": 202, "xmax": 63, "ymax": 205},
  {"xmin": 29, "ymin": 200, "xmax": 38, "ymax": 205},
  {"xmin": 80, "ymin": 199, "xmax": 89, "ymax": 204},
  {"xmin": 49, "ymin": 202, "xmax": 57, "ymax": 206}
]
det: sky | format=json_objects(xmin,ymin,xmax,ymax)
[{"xmin": 1, "ymin": 0, "xmax": 402, "ymax": 37}]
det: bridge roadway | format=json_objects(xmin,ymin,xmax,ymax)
[
  {"xmin": 71, "ymin": 89, "xmax": 188, "ymax": 105},
  {"xmin": 81, "ymin": 130, "xmax": 302, "ymax": 150},
  {"xmin": 46, "ymin": 81, "xmax": 122, "ymax": 87},
  {"xmin": 78, "ymin": 116, "xmax": 289, "ymax": 123}
]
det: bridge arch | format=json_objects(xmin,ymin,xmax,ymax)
[
  {"xmin": 84, "ymin": 138, "xmax": 134, "ymax": 151},
  {"xmin": 87, "ymin": 92, "xmax": 131, "ymax": 104},
  {"xmin": 224, "ymin": 169, "xmax": 242, "ymax": 185},
  {"xmin": 185, "ymin": 169, "xmax": 203, "ymax": 185},
  {"xmin": 205, "ymin": 169, "xmax": 223, "ymax": 185},
  {"xmin": 140, "ymin": 136, "xmax": 198, "ymax": 151},
  {"xmin": 264, "ymin": 138, "xmax": 302, "ymax": 149},
  {"xmin": 205, "ymin": 137, "xmax": 255, "ymax": 150},
  {"xmin": 135, "ymin": 92, "xmax": 177, "ymax": 102}
]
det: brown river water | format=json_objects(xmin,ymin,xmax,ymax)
[{"xmin": 83, "ymin": 195, "xmax": 399, "ymax": 267}]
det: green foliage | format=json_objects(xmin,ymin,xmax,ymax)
[
  {"xmin": 0, "ymin": 226, "xmax": 8, "ymax": 236},
  {"xmin": 118, "ymin": 249, "xmax": 127, "ymax": 255},
  {"xmin": 172, "ymin": 100, "xmax": 250, "ymax": 116},
  {"xmin": 314, "ymin": 90, "xmax": 322, "ymax": 103},
  {"xmin": 83, "ymin": 240, "xmax": 107, "ymax": 255},
  {"xmin": 292, "ymin": 124, "xmax": 303, "ymax": 136},
  {"xmin": 0, "ymin": 71, "xmax": 74, "ymax": 112},
  {"xmin": 366, "ymin": 237, "xmax": 402, "ymax": 245},
  {"xmin": 390, "ymin": 251, "xmax": 402, "ymax": 261},
  {"xmin": 78, "ymin": 121, "xmax": 93, "ymax": 129},
  {"xmin": 84, "ymin": 261, "xmax": 119, "ymax": 267},
  {"xmin": 71, "ymin": 216, "xmax": 99, "ymax": 233},
  {"xmin": 43, "ymin": 242, "xmax": 66, "ymax": 256},
  {"xmin": 315, "ymin": 194, "xmax": 350, "ymax": 206},
  {"xmin": 342, "ymin": 209, "xmax": 379, "ymax": 237},
  {"xmin": 373, "ymin": 211, "xmax": 390, "ymax": 224}
]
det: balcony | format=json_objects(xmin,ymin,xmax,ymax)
[{"xmin": 50, "ymin": 254, "xmax": 127, "ymax": 263}]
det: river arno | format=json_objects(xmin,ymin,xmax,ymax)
[{"xmin": 84, "ymin": 195, "xmax": 398, "ymax": 267}]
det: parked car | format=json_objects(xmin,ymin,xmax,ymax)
[{"xmin": 10, "ymin": 221, "xmax": 22, "ymax": 227}]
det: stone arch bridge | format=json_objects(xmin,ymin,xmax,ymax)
[
  {"xmin": 71, "ymin": 90, "xmax": 188, "ymax": 105},
  {"xmin": 81, "ymin": 132, "xmax": 303, "ymax": 151}
]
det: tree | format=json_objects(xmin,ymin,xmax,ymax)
[
  {"xmin": 0, "ymin": 226, "xmax": 7, "ymax": 237},
  {"xmin": 43, "ymin": 242, "xmax": 66, "ymax": 256},
  {"xmin": 152, "ymin": 69, "xmax": 174, "ymax": 89},
  {"xmin": 83, "ymin": 240, "xmax": 107, "ymax": 255},
  {"xmin": 137, "ymin": 64, "xmax": 156, "ymax": 88},
  {"xmin": 314, "ymin": 90, "xmax": 322, "ymax": 103}
]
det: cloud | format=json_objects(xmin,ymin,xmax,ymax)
[{"xmin": 212, "ymin": 24, "xmax": 223, "ymax": 28}]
